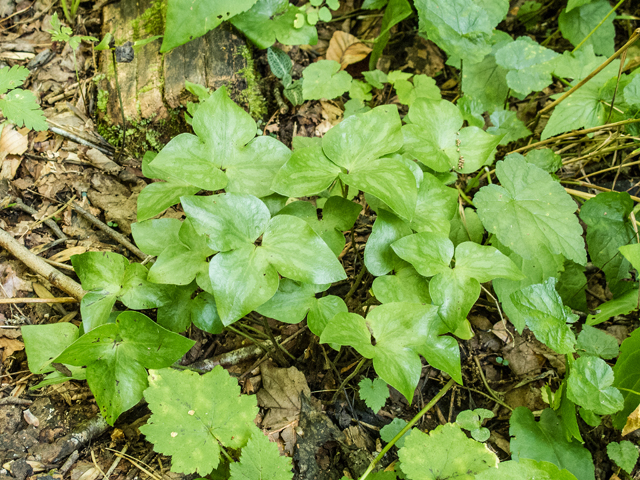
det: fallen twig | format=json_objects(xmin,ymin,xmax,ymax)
[
  {"xmin": 12, "ymin": 198, "xmax": 67, "ymax": 240},
  {"xmin": 0, "ymin": 396, "xmax": 33, "ymax": 405},
  {"xmin": 0, "ymin": 227, "xmax": 85, "ymax": 301},
  {"xmin": 0, "ymin": 297, "xmax": 78, "ymax": 304}
]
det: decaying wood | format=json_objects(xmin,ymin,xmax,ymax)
[{"xmin": 100, "ymin": 0, "xmax": 248, "ymax": 122}]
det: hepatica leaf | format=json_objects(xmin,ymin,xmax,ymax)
[
  {"xmin": 475, "ymin": 155, "xmax": 587, "ymax": 265},
  {"xmin": 54, "ymin": 312, "xmax": 194, "ymax": 425},
  {"xmin": 140, "ymin": 367, "xmax": 259, "ymax": 475},
  {"xmin": 398, "ymin": 424, "xmax": 498, "ymax": 479}
]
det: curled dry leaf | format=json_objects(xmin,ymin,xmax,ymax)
[
  {"xmin": 0, "ymin": 125, "xmax": 28, "ymax": 155},
  {"xmin": 622, "ymin": 403, "xmax": 640, "ymax": 436},
  {"xmin": 326, "ymin": 31, "xmax": 372, "ymax": 70}
]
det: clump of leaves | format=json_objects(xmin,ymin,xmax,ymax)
[{"xmin": 0, "ymin": 65, "xmax": 48, "ymax": 131}]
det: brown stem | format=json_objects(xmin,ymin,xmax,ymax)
[{"xmin": 0, "ymin": 297, "xmax": 78, "ymax": 304}]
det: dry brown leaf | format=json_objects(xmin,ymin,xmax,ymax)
[
  {"xmin": 33, "ymin": 282, "xmax": 55, "ymax": 300},
  {"xmin": 0, "ymin": 337, "xmax": 25, "ymax": 361},
  {"xmin": 622, "ymin": 402, "xmax": 640, "ymax": 436},
  {"xmin": 0, "ymin": 125, "xmax": 28, "ymax": 155},
  {"xmin": 49, "ymin": 246, "xmax": 87, "ymax": 263},
  {"xmin": 257, "ymin": 362, "xmax": 310, "ymax": 430},
  {"xmin": 326, "ymin": 31, "xmax": 371, "ymax": 70}
]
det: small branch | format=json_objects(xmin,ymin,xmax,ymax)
[
  {"xmin": 0, "ymin": 297, "xmax": 78, "ymax": 304},
  {"xmin": 72, "ymin": 202, "xmax": 147, "ymax": 260},
  {"xmin": 12, "ymin": 198, "xmax": 67, "ymax": 240},
  {"xmin": 0, "ymin": 227, "xmax": 85, "ymax": 300}
]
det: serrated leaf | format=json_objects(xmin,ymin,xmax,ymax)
[
  {"xmin": 358, "ymin": 378, "xmax": 390, "ymax": 413},
  {"xmin": 567, "ymin": 356, "xmax": 623, "ymax": 415},
  {"xmin": 559, "ymin": 1, "xmax": 615, "ymax": 57},
  {"xmin": 509, "ymin": 278, "xmax": 577, "ymax": 354},
  {"xmin": 487, "ymin": 109, "xmax": 531, "ymax": 145},
  {"xmin": 577, "ymin": 325, "xmax": 619, "ymax": 359},
  {"xmin": 607, "ymin": 441, "xmax": 639, "ymax": 474},
  {"xmin": 364, "ymin": 209, "xmax": 412, "ymax": 276},
  {"xmin": 140, "ymin": 367, "xmax": 259, "ymax": 474},
  {"xmin": 475, "ymin": 459, "xmax": 579, "ymax": 480},
  {"xmin": 461, "ymin": 31, "xmax": 512, "ymax": 112},
  {"xmin": 231, "ymin": 0, "xmax": 318, "ymax": 49},
  {"xmin": 414, "ymin": 0, "xmax": 508, "ymax": 64},
  {"xmin": 229, "ymin": 431, "xmax": 293, "ymax": 480},
  {"xmin": 55, "ymin": 312, "xmax": 194, "ymax": 425},
  {"xmin": 321, "ymin": 303, "xmax": 459, "ymax": 400},
  {"xmin": 0, "ymin": 65, "xmax": 29, "ymax": 95},
  {"xmin": 267, "ymin": 46, "xmax": 292, "ymax": 79},
  {"xmin": 495, "ymin": 36, "xmax": 559, "ymax": 97},
  {"xmin": 613, "ymin": 327, "xmax": 640, "ymax": 430},
  {"xmin": 398, "ymin": 424, "xmax": 498, "ymax": 479},
  {"xmin": 475, "ymin": 155, "xmax": 587, "ymax": 265},
  {"xmin": 380, "ymin": 418, "xmax": 409, "ymax": 448},
  {"xmin": 509, "ymin": 407, "xmax": 595, "ymax": 480},
  {"xmin": 302, "ymin": 60, "xmax": 352, "ymax": 100},
  {"xmin": 0, "ymin": 89, "xmax": 48, "ymax": 131},
  {"xmin": 523, "ymin": 148, "xmax": 563, "ymax": 172},
  {"xmin": 580, "ymin": 192, "xmax": 636, "ymax": 293}
]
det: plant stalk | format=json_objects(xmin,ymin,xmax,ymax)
[
  {"xmin": 572, "ymin": 0, "xmax": 626, "ymax": 53},
  {"xmin": 359, "ymin": 378, "xmax": 456, "ymax": 480}
]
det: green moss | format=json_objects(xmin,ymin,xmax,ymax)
[
  {"xmin": 132, "ymin": 0, "xmax": 166, "ymax": 41},
  {"xmin": 97, "ymin": 90, "xmax": 109, "ymax": 112},
  {"xmin": 237, "ymin": 45, "xmax": 267, "ymax": 120}
]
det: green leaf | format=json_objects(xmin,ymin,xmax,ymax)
[
  {"xmin": 283, "ymin": 79, "xmax": 304, "ymax": 105},
  {"xmin": 210, "ymin": 246, "xmax": 279, "ymax": 326},
  {"xmin": 267, "ymin": 46, "xmax": 292, "ymax": 79},
  {"xmin": 349, "ymin": 79, "xmax": 373, "ymax": 101},
  {"xmin": 458, "ymin": 96, "xmax": 485, "ymax": 128},
  {"xmin": 454, "ymin": 241, "xmax": 524, "ymax": 282},
  {"xmin": 262, "ymin": 215, "xmax": 346, "ymax": 284},
  {"xmin": 518, "ymin": 1, "xmax": 543, "ymax": 30},
  {"xmin": 620, "ymin": 243, "xmax": 640, "ymax": 272},
  {"xmin": 318, "ymin": 6, "xmax": 332, "ymax": 22},
  {"xmin": 364, "ymin": 209, "xmax": 412, "ymax": 276},
  {"xmin": 256, "ymin": 279, "xmax": 328, "ymax": 324},
  {"xmin": 22, "ymin": 323, "xmax": 80, "ymax": 374},
  {"xmin": 607, "ymin": 441, "xmax": 639, "ymax": 474},
  {"xmin": 380, "ymin": 418, "xmax": 409, "ymax": 448},
  {"xmin": 475, "ymin": 459, "xmax": 579, "ymax": 480},
  {"xmin": 475, "ymin": 155, "xmax": 587, "ymax": 265},
  {"xmin": 394, "ymin": 75, "xmax": 440, "ymax": 106},
  {"xmin": 586, "ymin": 286, "xmax": 639, "ymax": 326},
  {"xmin": 509, "ymin": 407, "xmax": 595, "ymax": 480},
  {"xmin": 509, "ymin": 278, "xmax": 577, "ymax": 354},
  {"xmin": 553, "ymin": 45, "xmax": 605, "ymax": 81},
  {"xmin": 577, "ymin": 325, "xmax": 619, "ymax": 359},
  {"xmin": 358, "ymin": 378, "xmax": 390, "ymax": 413},
  {"xmin": 567, "ymin": 356, "xmax": 624, "ymax": 415},
  {"xmin": 461, "ymin": 31, "xmax": 512, "ymax": 112},
  {"xmin": 132, "ymin": 218, "xmax": 182, "ymax": 256},
  {"xmin": 523, "ymin": 148, "xmax": 563, "ymax": 172},
  {"xmin": 372, "ymin": 266, "xmax": 431, "ymax": 304},
  {"xmin": 624, "ymin": 75, "xmax": 640, "ymax": 107},
  {"xmin": 140, "ymin": 367, "xmax": 259, "ymax": 474},
  {"xmin": 414, "ymin": 0, "xmax": 508, "ymax": 64},
  {"xmin": 579, "ymin": 408, "xmax": 601, "ymax": 428},
  {"xmin": 307, "ymin": 295, "xmax": 348, "ymax": 337},
  {"xmin": 362, "ymin": 0, "xmax": 388, "ymax": 8},
  {"xmin": 0, "ymin": 65, "xmax": 29, "ymax": 95},
  {"xmin": 0, "ymin": 89, "xmax": 48, "ymax": 131},
  {"xmin": 566, "ymin": 0, "xmax": 590, "ymax": 12},
  {"xmin": 120, "ymin": 263, "xmax": 173, "ymax": 309},
  {"xmin": 456, "ymin": 408, "xmax": 494, "ymax": 442},
  {"xmin": 613, "ymin": 327, "xmax": 640, "ymax": 430},
  {"xmin": 556, "ymin": 260, "xmax": 588, "ymax": 312},
  {"xmin": 398, "ymin": 424, "xmax": 498, "ymax": 479},
  {"xmin": 369, "ymin": 0, "xmax": 413, "ymax": 69},
  {"xmin": 271, "ymin": 144, "xmax": 342, "ymax": 197},
  {"xmin": 559, "ymin": 1, "xmax": 615, "ymax": 57},
  {"xmin": 580, "ymin": 192, "xmax": 636, "ymax": 293},
  {"xmin": 321, "ymin": 303, "xmax": 454, "ymax": 400},
  {"xmin": 181, "ymin": 193, "xmax": 270, "ymax": 252},
  {"xmin": 231, "ymin": 0, "xmax": 318, "ymax": 49},
  {"xmin": 363, "ymin": 70, "xmax": 388, "ymax": 89},
  {"xmin": 391, "ymin": 232, "xmax": 453, "ymax": 277},
  {"xmin": 157, "ymin": 285, "xmax": 223, "ymax": 334},
  {"xmin": 495, "ymin": 36, "xmax": 559, "ymax": 97},
  {"xmin": 449, "ymin": 207, "xmax": 484, "ymax": 246},
  {"xmin": 403, "ymin": 98, "xmax": 462, "ymax": 172},
  {"xmin": 229, "ymin": 431, "xmax": 293, "ymax": 480},
  {"xmin": 55, "ymin": 312, "xmax": 194, "ymax": 425},
  {"xmin": 487, "ymin": 110, "xmax": 531, "ymax": 145},
  {"xmin": 160, "ymin": 0, "xmax": 258, "ymax": 51},
  {"xmin": 411, "ymin": 173, "xmax": 458, "ymax": 235},
  {"xmin": 302, "ymin": 60, "xmax": 352, "ymax": 100},
  {"xmin": 429, "ymin": 269, "xmax": 480, "ymax": 334},
  {"xmin": 136, "ymin": 181, "xmax": 200, "ymax": 222}
]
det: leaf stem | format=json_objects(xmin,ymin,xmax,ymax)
[
  {"xmin": 358, "ymin": 378, "xmax": 456, "ymax": 480},
  {"xmin": 572, "ymin": 0, "xmax": 625, "ymax": 53},
  {"xmin": 331, "ymin": 357, "xmax": 368, "ymax": 403},
  {"xmin": 344, "ymin": 263, "xmax": 368, "ymax": 303}
]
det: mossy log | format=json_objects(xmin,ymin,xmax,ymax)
[{"xmin": 99, "ymin": 0, "xmax": 249, "ymax": 122}]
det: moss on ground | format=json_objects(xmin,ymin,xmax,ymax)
[{"xmin": 237, "ymin": 45, "xmax": 268, "ymax": 120}]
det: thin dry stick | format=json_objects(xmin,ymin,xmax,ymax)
[
  {"xmin": 12, "ymin": 198, "xmax": 67, "ymax": 240},
  {"xmin": 72, "ymin": 202, "xmax": 147, "ymax": 260},
  {"xmin": 537, "ymin": 28, "xmax": 640, "ymax": 118},
  {"xmin": 0, "ymin": 297, "xmax": 78, "ymax": 304},
  {"xmin": 0, "ymin": 227, "xmax": 85, "ymax": 300},
  {"xmin": 575, "ymin": 158, "xmax": 640, "ymax": 180}
]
